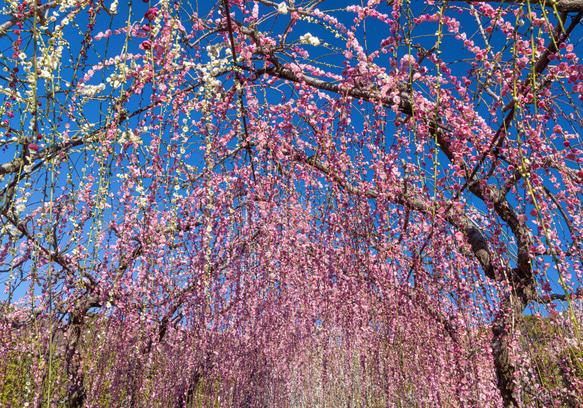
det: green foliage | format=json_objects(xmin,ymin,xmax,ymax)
[
  {"xmin": 0, "ymin": 350, "xmax": 34, "ymax": 404},
  {"xmin": 519, "ymin": 314, "xmax": 583, "ymax": 407}
]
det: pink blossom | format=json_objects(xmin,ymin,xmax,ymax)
[
  {"xmin": 140, "ymin": 40, "xmax": 152, "ymax": 50},
  {"xmin": 144, "ymin": 7, "xmax": 158, "ymax": 21},
  {"xmin": 94, "ymin": 30, "xmax": 112, "ymax": 41}
]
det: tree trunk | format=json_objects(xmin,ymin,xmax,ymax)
[
  {"xmin": 64, "ymin": 310, "xmax": 87, "ymax": 408},
  {"xmin": 491, "ymin": 277, "xmax": 534, "ymax": 408}
]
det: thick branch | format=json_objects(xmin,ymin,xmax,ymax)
[
  {"xmin": 0, "ymin": 1, "xmax": 57, "ymax": 38},
  {"xmin": 533, "ymin": 287, "xmax": 583, "ymax": 303},
  {"xmin": 249, "ymin": 64, "xmax": 413, "ymax": 115},
  {"xmin": 456, "ymin": 0, "xmax": 583, "ymax": 12}
]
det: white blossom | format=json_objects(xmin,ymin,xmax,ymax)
[
  {"xmin": 8, "ymin": 226, "xmax": 20, "ymax": 237},
  {"xmin": 118, "ymin": 129, "xmax": 143, "ymax": 146},
  {"xmin": 39, "ymin": 69, "xmax": 51, "ymax": 79},
  {"xmin": 300, "ymin": 32, "xmax": 320, "ymax": 46},
  {"xmin": 277, "ymin": 2, "xmax": 288, "ymax": 14},
  {"xmin": 77, "ymin": 83, "xmax": 106, "ymax": 97}
]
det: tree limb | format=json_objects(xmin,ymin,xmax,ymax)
[
  {"xmin": 0, "ymin": 1, "xmax": 57, "ymax": 38},
  {"xmin": 453, "ymin": 0, "xmax": 583, "ymax": 12}
]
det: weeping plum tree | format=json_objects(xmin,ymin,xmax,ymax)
[{"xmin": 1, "ymin": 0, "xmax": 583, "ymax": 406}]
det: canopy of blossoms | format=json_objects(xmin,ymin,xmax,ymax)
[{"xmin": 0, "ymin": 0, "xmax": 582, "ymax": 407}]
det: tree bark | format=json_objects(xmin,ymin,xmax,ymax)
[
  {"xmin": 64, "ymin": 310, "xmax": 86, "ymax": 408},
  {"xmin": 62, "ymin": 295, "xmax": 100, "ymax": 408},
  {"xmin": 490, "ymin": 277, "xmax": 534, "ymax": 408}
]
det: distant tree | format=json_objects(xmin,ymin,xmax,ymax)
[{"xmin": 1, "ymin": 0, "xmax": 583, "ymax": 406}]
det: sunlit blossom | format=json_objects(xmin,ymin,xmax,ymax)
[
  {"xmin": 299, "ymin": 32, "xmax": 320, "ymax": 46},
  {"xmin": 277, "ymin": 2, "xmax": 288, "ymax": 14}
]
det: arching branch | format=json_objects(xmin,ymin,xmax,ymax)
[{"xmin": 455, "ymin": 0, "xmax": 583, "ymax": 13}]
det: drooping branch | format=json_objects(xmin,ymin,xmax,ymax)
[
  {"xmin": 140, "ymin": 229, "xmax": 261, "ymax": 353},
  {"xmin": 500, "ymin": 11, "xmax": 583, "ymax": 114},
  {"xmin": 236, "ymin": 6, "xmax": 583, "ymax": 286},
  {"xmin": 233, "ymin": 11, "xmax": 580, "ymax": 404},
  {"xmin": 288, "ymin": 151, "xmax": 500, "ymax": 280}
]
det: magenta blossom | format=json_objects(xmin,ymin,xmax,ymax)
[
  {"xmin": 140, "ymin": 40, "xmax": 152, "ymax": 50},
  {"xmin": 144, "ymin": 7, "xmax": 158, "ymax": 21},
  {"xmin": 28, "ymin": 143, "xmax": 40, "ymax": 151}
]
